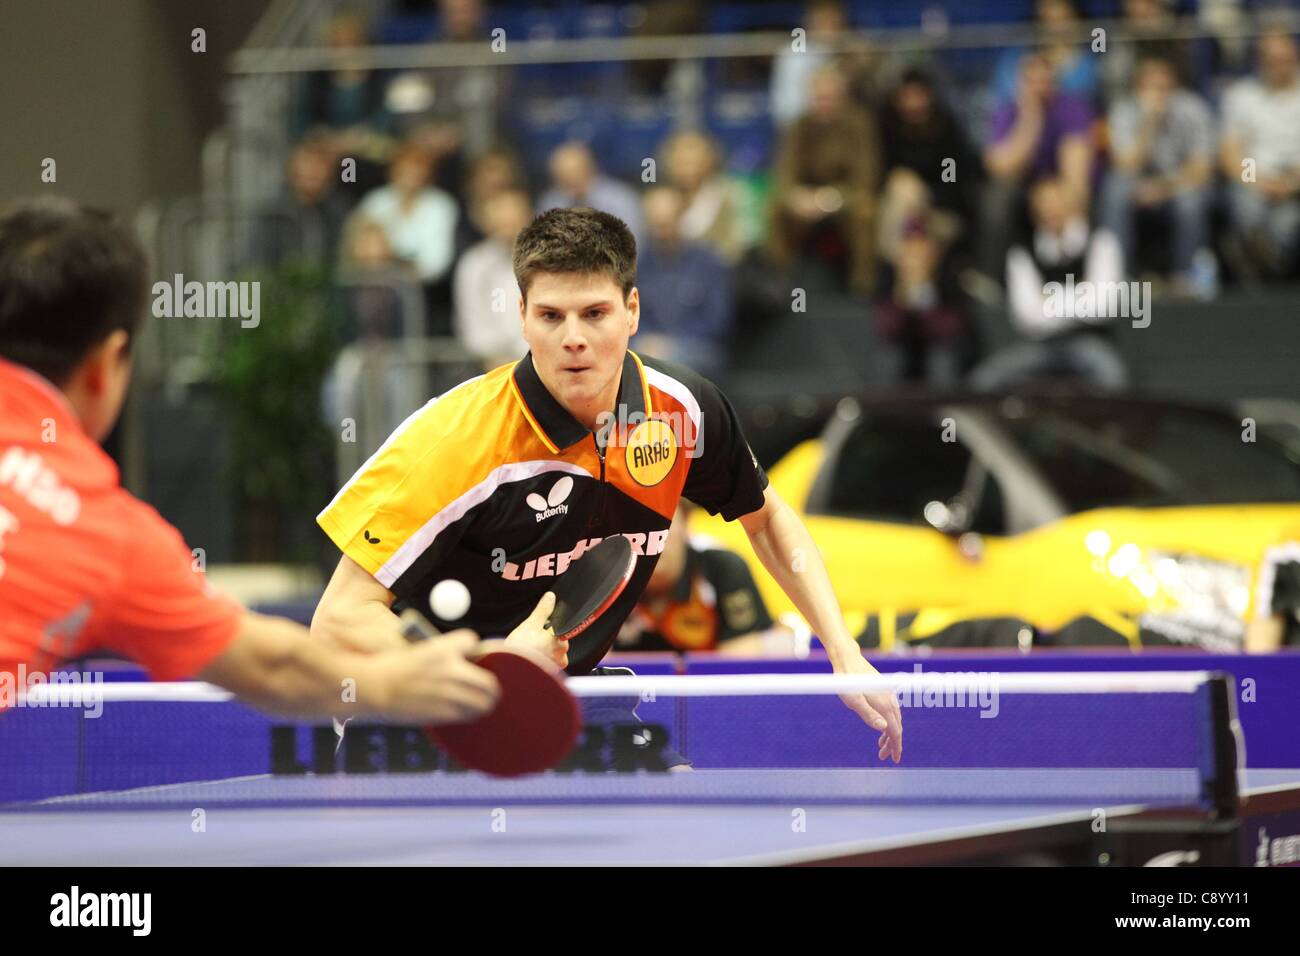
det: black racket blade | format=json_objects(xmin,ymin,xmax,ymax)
[{"xmin": 547, "ymin": 535, "xmax": 636, "ymax": 639}]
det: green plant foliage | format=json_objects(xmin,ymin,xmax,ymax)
[{"xmin": 208, "ymin": 262, "xmax": 340, "ymax": 557}]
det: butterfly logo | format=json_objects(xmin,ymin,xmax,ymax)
[{"xmin": 526, "ymin": 476, "xmax": 573, "ymax": 523}]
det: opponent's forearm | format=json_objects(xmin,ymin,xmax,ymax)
[{"xmin": 202, "ymin": 613, "xmax": 390, "ymax": 718}]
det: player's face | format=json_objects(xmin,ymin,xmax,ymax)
[{"xmin": 521, "ymin": 272, "xmax": 639, "ymax": 428}]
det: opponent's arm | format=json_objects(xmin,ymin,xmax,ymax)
[{"xmin": 200, "ymin": 611, "xmax": 498, "ymax": 722}]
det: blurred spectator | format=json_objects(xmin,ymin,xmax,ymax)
[
  {"xmin": 337, "ymin": 218, "xmax": 410, "ymax": 340},
  {"xmin": 982, "ymin": 51, "xmax": 1095, "ymax": 279},
  {"xmin": 452, "ymin": 188, "xmax": 530, "ymax": 368},
  {"xmin": 873, "ymin": 212, "xmax": 972, "ymax": 388},
  {"xmin": 342, "ymin": 218, "xmax": 398, "ymax": 272},
  {"xmin": 771, "ymin": 0, "xmax": 850, "ymax": 127},
  {"xmin": 661, "ymin": 130, "xmax": 751, "ymax": 264},
  {"xmin": 1100, "ymin": 57, "xmax": 1215, "ymax": 294},
  {"xmin": 1219, "ymin": 31, "xmax": 1300, "ymax": 281},
  {"xmin": 628, "ymin": 0, "xmax": 706, "ymax": 96},
  {"xmin": 768, "ymin": 66, "xmax": 881, "ymax": 296},
  {"xmin": 355, "ymin": 141, "xmax": 459, "ymax": 287},
  {"xmin": 634, "ymin": 187, "xmax": 734, "ymax": 379},
  {"xmin": 1099, "ymin": 0, "xmax": 1195, "ymax": 102},
  {"xmin": 992, "ymin": 0, "xmax": 1100, "ymax": 102},
  {"xmin": 249, "ymin": 136, "xmax": 353, "ymax": 269},
  {"xmin": 971, "ymin": 177, "xmax": 1128, "ymax": 391},
  {"xmin": 457, "ymin": 147, "xmax": 528, "ymax": 249},
  {"xmin": 294, "ymin": 13, "xmax": 391, "ymax": 192},
  {"xmin": 296, "ymin": 14, "xmax": 388, "ymax": 134},
  {"xmin": 438, "ymin": 0, "xmax": 484, "ymax": 40},
  {"xmin": 324, "ymin": 219, "xmax": 427, "ymax": 447},
  {"xmin": 877, "ymin": 168, "xmax": 961, "ymax": 265},
  {"xmin": 539, "ymin": 142, "xmax": 645, "ymax": 244},
  {"xmin": 396, "ymin": 118, "xmax": 470, "ymax": 206},
  {"xmin": 384, "ymin": 0, "xmax": 504, "ymax": 193},
  {"xmin": 615, "ymin": 503, "xmax": 791, "ymax": 655},
  {"xmin": 1201, "ymin": 0, "xmax": 1254, "ymax": 77},
  {"xmin": 878, "ymin": 68, "xmax": 981, "ymax": 249}
]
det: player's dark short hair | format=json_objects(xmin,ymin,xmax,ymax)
[
  {"xmin": 0, "ymin": 197, "xmax": 148, "ymax": 385},
  {"xmin": 513, "ymin": 207, "xmax": 637, "ymax": 303}
]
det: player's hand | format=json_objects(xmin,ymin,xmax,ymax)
[
  {"xmin": 830, "ymin": 647, "xmax": 903, "ymax": 763},
  {"xmin": 505, "ymin": 591, "xmax": 568, "ymax": 669},
  {"xmin": 368, "ymin": 630, "xmax": 500, "ymax": 724}
]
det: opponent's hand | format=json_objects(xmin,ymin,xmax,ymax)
[
  {"xmin": 505, "ymin": 591, "xmax": 568, "ymax": 669},
  {"xmin": 366, "ymin": 630, "xmax": 500, "ymax": 724},
  {"xmin": 831, "ymin": 647, "xmax": 903, "ymax": 763}
]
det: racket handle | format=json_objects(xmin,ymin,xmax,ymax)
[{"xmin": 399, "ymin": 607, "xmax": 439, "ymax": 643}]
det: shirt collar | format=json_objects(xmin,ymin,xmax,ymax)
[
  {"xmin": 0, "ymin": 356, "xmax": 82, "ymax": 425},
  {"xmin": 510, "ymin": 350, "xmax": 652, "ymax": 453}
]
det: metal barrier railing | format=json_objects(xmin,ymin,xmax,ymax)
[
  {"xmin": 132, "ymin": 197, "xmax": 327, "ymax": 394},
  {"xmin": 325, "ymin": 332, "xmax": 481, "ymax": 489},
  {"xmin": 227, "ymin": 13, "xmax": 1298, "ymax": 75},
  {"xmin": 327, "ymin": 269, "xmax": 482, "ymax": 484}
]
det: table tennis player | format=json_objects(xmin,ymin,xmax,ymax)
[
  {"xmin": 313, "ymin": 207, "xmax": 902, "ymax": 763},
  {"xmin": 0, "ymin": 197, "xmax": 499, "ymax": 725}
]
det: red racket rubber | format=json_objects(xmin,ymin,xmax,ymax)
[{"xmin": 423, "ymin": 648, "xmax": 581, "ymax": 777}]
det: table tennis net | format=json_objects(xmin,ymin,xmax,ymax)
[{"xmin": 0, "ymin": 671, "xmax": 1236, "ymax": 810}]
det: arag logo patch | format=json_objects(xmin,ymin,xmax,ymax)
[{"xmin": 625, "ymin": 419, "xmax": 677, "ymax": 487}]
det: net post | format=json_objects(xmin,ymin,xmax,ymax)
[{"xmin": 1201, "ymin": 672, "xmax": 1243, "ymax": 819}]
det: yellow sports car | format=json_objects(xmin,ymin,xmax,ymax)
[{"xmin": 693, "ymin": 393, "xmax": 1300, "ymax": 651}]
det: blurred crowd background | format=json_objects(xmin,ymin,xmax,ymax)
[{"xmin": 4, "ymin": 0, "xmax": 1300, "ymax": 578}]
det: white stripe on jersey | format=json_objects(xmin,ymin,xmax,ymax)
[
  {"xmin": 641, "ymin": 365, "xmax": 702, "ymax": 433},
  {"xmin": 374, "ymin": 459, "xmax": 593, "ymax": 588}
]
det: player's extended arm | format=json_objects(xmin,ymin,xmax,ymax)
[
  {"xmin": 199, "ymin": 611, "xmax": 498, "ymax": 722},
  {"xmin": 738, "ymin": 487, "xmax": 859, "ymax": 661},
  {"xmin": 739, "ymin": 486, "xmax": 902, "ymax": 762},
  {"xmin": 311, "ymin": 554, "xmax": 407, "ymax": 653}
]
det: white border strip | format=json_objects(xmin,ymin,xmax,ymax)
[
  {"xmin": 20, "ymin": 671, "xmax": 1214, "ymax": 704},
  {"xmin": 567, "ymin": 671, "xmax": 1214, "ymax": 697}
]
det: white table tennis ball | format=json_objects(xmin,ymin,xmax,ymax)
[{"xmin": 429, "ymin": 579, "xmax": 472, "ymax": 621}]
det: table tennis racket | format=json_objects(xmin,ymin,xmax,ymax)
[
  {"xmin": 399, "ymin": 609, "xmax": 581, "ymax": 777},
  {"xmin": 547, "ymin": 534, "xmax": 638, "ymax": 641}
]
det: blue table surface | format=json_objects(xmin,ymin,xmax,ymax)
[{"xmin": 3, "ymin": 769, "xmax": 1296, "ymax": 866}]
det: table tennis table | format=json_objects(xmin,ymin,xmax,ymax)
[{"xmin": 3, "ymin": 767, "xmax": 1299, "ymax": 866}]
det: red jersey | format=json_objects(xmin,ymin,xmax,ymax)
[{"xmin": 0, "ymin": 358, "xmax": 241, "ymax": 683}]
